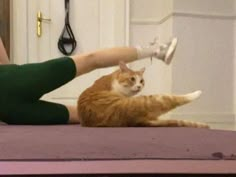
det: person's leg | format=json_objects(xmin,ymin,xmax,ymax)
[
  {"xmin": 0, "ymin": 57, "xmax": 80, "ymax": 124},
  {"xmin": 0, "ymin": 37, "xmax": 10, "ymax": 64},
  {"xmin": 66, "ymin": 105, "xmax": 80, "ymax": 124},
  {"xmin": 71, "ymin": 37, "xmax": 178, "ymax": 76},
  {"xmin": 8, "ymin": 57, "xmax": 77, "ymax": 100},
  {"xmin": 1, "ymin": 100, "xmax": 71, "ymax": 125}
]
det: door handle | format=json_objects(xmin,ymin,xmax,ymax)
[{"xmin": 37, "ymin": 11, "xmax": 51, "ymax": 37}]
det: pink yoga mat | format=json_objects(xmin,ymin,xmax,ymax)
[{"xmin": 0, "ymin": 126, "xmax": 235, "ymax": 161}]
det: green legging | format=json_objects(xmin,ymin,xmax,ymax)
[{"xmin": 0, "ymin": 57, "xmax": 76, "ymax": 125}]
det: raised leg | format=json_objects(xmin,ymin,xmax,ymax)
[
  {"xmin": 71, "ymin": 47, "xmax": 138, "ymax": 76},
  {"xmin": 71, "ymin": 37, "xmax": 178, "ymax": 76}
]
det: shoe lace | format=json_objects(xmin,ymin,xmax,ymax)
[
  {"xmin": 149, "ymin": 37, "xmax": 160, "ymax": 64},
  {"xmin": 149, "ymin": 37, "xmax": 160, "ymax": 46}
]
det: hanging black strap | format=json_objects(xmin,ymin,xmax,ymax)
[{"xmin": 58, "ymin": 0, "xmax": 77, "ymax": 55}]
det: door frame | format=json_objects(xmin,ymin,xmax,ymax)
[
  {"xmin": 11, "ymin": 0, "xmax": 130, "ymax": 65},
  {"xmin": 11, "ymin": 0, "xmax": 28, "ymax": 64}
]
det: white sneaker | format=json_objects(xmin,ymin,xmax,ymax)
[{"xmin": 151, "ymin": 37, "xmax": 178, "ymax": 65}]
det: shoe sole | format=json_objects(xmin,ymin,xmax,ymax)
[{"xmin": 164, "ymin": 37, "xmax": 178, "ymax": 65}]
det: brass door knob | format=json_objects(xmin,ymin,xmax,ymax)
[{"xmin": 37, "ymin": 11, "xmax": 51, "ymax": 37}]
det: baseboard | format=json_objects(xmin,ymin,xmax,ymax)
[
  {"xmin": 168, "ymin": 113, "xmax": 235, "ymax": 130},
  {"xmin": 169, "ymin": 113, "xmax": 235, "ymax": 123}
]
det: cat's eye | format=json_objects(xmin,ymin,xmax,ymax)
[
  {"xmin": 140, "ymin": 79, "xmax": 144, "ymax": 84},
  {"xmin": 130, "ymin": 77, "xmax": 136, "ymax": 82}
]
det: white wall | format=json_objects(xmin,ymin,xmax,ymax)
[
  {"xmin": 130, "ymin": 0, "xmax": 236, "ymax": 130},
  {"xmin": 130, "ymin": 0, "xmax": 173, "ymax": 95},
  {"xmin": 174, "ymin": 0, "xmax": 235, "ymax": 14},
  {"xmin": 131, "ymin": 0, "xmax": 173, "ymax": 20},
  {"xmin": 171, "ymin": 0, "xmax": 235, "ymax": 130}
]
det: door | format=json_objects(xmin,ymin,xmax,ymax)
[{"xmin": 12, "ymin": 0, "xmax": 128, "ymax": 105}]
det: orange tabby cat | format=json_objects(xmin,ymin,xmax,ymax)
[{"xmin": 78, "ymin": 62, "xmax": 209, "ymax": 128}]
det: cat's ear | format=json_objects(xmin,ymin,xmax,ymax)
[
  {"xmin": 139, "ymin": 67, "xmax": 145, "ymax": 75},
  {"xmin": 119, "ymin": 61, "xmax": 130, "ymax": 72}
]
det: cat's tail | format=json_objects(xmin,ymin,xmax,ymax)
[{"xmin": 145, "ymin": 119, "xmax": 209, "ymax": 128}]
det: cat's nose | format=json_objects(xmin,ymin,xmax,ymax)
[{"xmin": 136, "ymin": 86, "xmax": 141, "ymax": 90}]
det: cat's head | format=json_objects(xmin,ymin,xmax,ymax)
[{"xmin": 112, "ymin": 61, "xmax": 145, "ymax": 97}]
